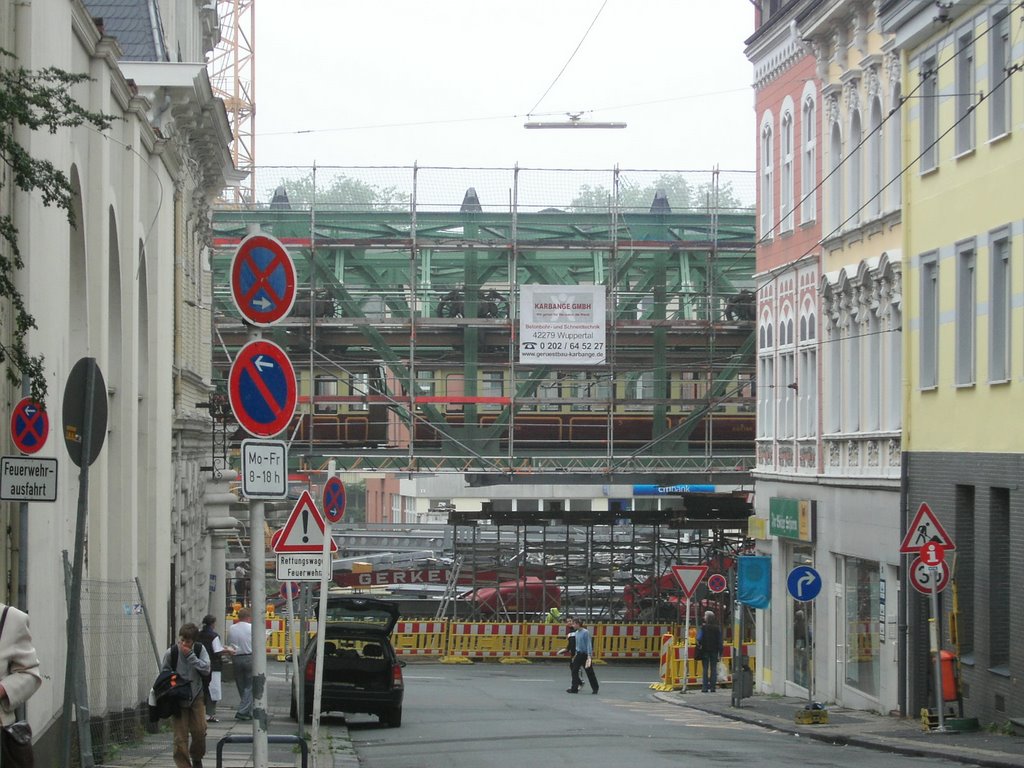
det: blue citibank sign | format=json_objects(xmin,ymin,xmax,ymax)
[{"xmin": 633, "ymin": 484, "xmax": 716, "ymax": 496}]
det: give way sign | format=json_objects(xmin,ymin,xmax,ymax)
[{"xmin": 671, "ymin": 564, "xmax": 708, "ymax": 599}]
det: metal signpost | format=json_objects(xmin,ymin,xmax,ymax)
[
  {"xmin": 787, "ymin": 565, "xmax": 822, "ymax": 712},
  {"xmin": 671, "ymin": 564, "xmax": 707, "ymax": 693},
  {"xmin": 229, "ymin": 229, "xmax": 297, "ymax": 767},
  {"xmin": 900, "ymin": 502, "xmax": 956, "ymax": 733}
]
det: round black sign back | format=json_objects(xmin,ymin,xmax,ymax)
[{"xmin": 62, "ymin": 357, "xmax": 108, "ymax": 467}]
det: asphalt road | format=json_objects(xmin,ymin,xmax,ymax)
[{"xmin": 348, "ymin": 661, "xmax": 971, "ymax": 768}]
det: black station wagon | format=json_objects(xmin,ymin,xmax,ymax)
[{"xmin": 290, "ymin": 596, "xmax": 405, "ymax": 727}]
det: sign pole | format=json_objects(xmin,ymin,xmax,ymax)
[
  {"xmin": 682, "ymin": 597, "xmax": 692, "ymax": 693},
  {"xmin": 929, "ymin": 567, "xmax": 946, "ymax": 732},
  {"xmin": 311, "ymin": 508, "xmax": 333, "ymax": 758}
]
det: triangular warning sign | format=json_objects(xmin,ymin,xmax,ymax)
[
  {"xmin": 900, "ymin": 502, "xmax": 955, "ymax": 554},
  {"xmin": 671, "ymin": 564, "xmax": 708, "ymax": 599},
  {"xmin": 272, "ymin": 490, "xmax": 338, "ymax": 553}
]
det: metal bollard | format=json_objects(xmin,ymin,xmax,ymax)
[{"xmin": 216, "ymin": 733, "xmax": 309, "ymax": 768}]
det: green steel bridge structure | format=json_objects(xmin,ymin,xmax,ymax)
[{"xmin": 210, "ymin": 165, "xmax": 757, "ymax": 485}]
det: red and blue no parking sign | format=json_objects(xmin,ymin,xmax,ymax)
[
  {"xmin": 322, "ymin": 476, "xmax": 347, "ymax": 523},
  {"xmin": 228, "ymin": 339, "xmax": 297, "ymax": 438},
  {"xmin": 230, "ymin": 233, "xmax": 297, "ymax": 326},
  {"xmin": 11, "ymin": 397, "xmax": 48, "ymax": 454}
]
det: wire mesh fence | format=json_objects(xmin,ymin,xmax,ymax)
[{"xmin": 77, "ymin": 578, "xmax": 158, "ymax": 766}]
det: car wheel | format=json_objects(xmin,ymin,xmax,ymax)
[{"xmin": 384, "ymin": 706, "xmax": 402, "ymax": 727}]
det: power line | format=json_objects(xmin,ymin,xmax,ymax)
[{"xmin": 527, "ymin": 0, "xmax": 609, "ymax": 118}]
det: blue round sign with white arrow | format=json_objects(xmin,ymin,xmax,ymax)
[
  {"xmin": 228, "ymin": 339, "xmax": 297, "ymax": 437},
  {"xmin": 787, "ymin": 565, "xmax": 822, "ymax": 602}
]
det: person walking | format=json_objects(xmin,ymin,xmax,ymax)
[
  {"xmin": 697, "ymin": 610, "xmax": 724, "ymax": 693},
  {"xmin": 567, "ymin": 618, "xmax": 598, "ymax": 694},
  {"xmin": 0, "ymin": 602, "xmax": 42, "ymax": 767},
  {"xmin": 556, "ymin": 618, "xmax": 577, "ymax": 689},
  {"xmin": 160, "ymin": 622, "xmax": 211, "ymax": 768},
  {"xmin": 197, "ymin": 615, "xmax": 233, "ymax": 723},
  {"xmin": 225, "ymin": 607, "xmax": 254, "ymax": 721}
]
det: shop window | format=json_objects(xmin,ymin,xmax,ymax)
[
  {"xmin": 843, "ymin": 557, "xmax": 880, "ymax": 697},
  {"xmin": 789, "ymin": 547, "xmax": 814, "ymax": 689}
]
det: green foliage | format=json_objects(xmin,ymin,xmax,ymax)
[
  {"xmin": 0, "ymin": 48, "xmax": 114, "ymax": 403},
  {"xmin": 570, "ymin": 173, "xmax": 751, "ymax": 213},
  {"xmin": 275, "ymin": 174, "xmax": 410, "ymax": 211}
]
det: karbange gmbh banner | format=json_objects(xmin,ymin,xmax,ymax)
[{"xmin": 519, "ymin": 285, "xmax": 606, "ymax": 365}]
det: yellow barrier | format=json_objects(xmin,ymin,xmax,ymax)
[
  {"xmin": 391, "ymin": 620, "xmax": 448, "ymax": 656},
  {"xmin": 442, "ymin": 621, "xmax": 526, "ymax": 663}
]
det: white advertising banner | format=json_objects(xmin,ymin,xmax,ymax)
[{"xmin": 519, "ymin": 285, "xmax": 606, "ymax": 365}]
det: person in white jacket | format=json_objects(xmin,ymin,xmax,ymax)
[{"xmin": 0, "ymin": 603, "xmax": 42, "ymax": 724}]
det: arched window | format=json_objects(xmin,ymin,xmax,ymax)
[
  {"xmin": 801, "ymin": 92, "xmax": 816, "ymax": 223},
  {"xmin": 867, "ymin": 97, "xmax": 882, "ymax": 219},
  {"xmin": 761, "ymin": 119, "xmax": 774, "ymax": 238},
  {"xmin": 888, "ymin": 83, "xmax": 902, "ymax": 210},
  {"xmin": 780, "ymin": 109, "xmax": 794, "ymax": 232},
  {"xmin": 847, "ymin": 110, "xmax": 862, "ymax": 226},
  {"xmin": 829, "ymin": 122, "xmax": 843, "ymax": 232}
]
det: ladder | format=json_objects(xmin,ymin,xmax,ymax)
[{"xmin": 435, "ymin": 555, "xmax": 464, "ymax": 619}]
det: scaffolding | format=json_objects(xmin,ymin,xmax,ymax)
[{"xmin": 210, "ymin": 165, "xmax": 758, "ymax": 478}]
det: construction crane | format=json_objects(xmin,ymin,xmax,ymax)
[{"xmin": 208, "ymin": 0, "xmax": 256, "ymax": 205}]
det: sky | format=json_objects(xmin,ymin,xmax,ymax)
[{"xmin": 254, "ymin": 2, "xmax": 755, "ymax": 175}]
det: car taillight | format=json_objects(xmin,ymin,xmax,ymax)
[
  {"xmin": 392, "ymin": 663, "xmax": 403, "ymax": 688},
  {"xmin": 305, "ymin": 659, "xmax": 316, "ymax": 683}
]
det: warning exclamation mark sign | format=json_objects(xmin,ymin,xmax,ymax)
[{"xmin": 301, "ymin": 504, "xmax": 309, "ymax": 543}]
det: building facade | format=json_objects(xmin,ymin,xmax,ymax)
[
  {"xmin": 881, "ymin": 0, "xmax": 1024, "ymax": 725},
  {"xmin": 748, "ymin": 0, "xmax": 906, "ymax": 714},
  {"xmin": 0, "ymin": 0, "xmax": 234, "ymax": 758}
]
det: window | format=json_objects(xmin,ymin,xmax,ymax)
[
  {"xmin": 801, "ymin": 95, "xmax": 817, "ymax": 223},
  {"xmin": 761, "ymin": 120, "xmax": 774, "ymax": 237},
  {"xmin": 990, "ymin": 488, "xmax": 1010, "ymax": 667},
  {"xmin": 955, "ymin": 485, "xmax": 975, "ymax": 656},
  {"xmin": 989, "ymin": 9, "xmax": 1011, "ymax": 139},
  {"xmin": 920, "ymin": 56, "xmax": 938, "ymax": 171},
  {"xmin": 886, "ymin": 304, "xmax": 902, "ymax": 429},
  {"xmin": 920, "ymin": 255, "xmax": 938, "ymax": 389},
  {"xmin": 847, "ymin": 110, "xmax": 862, "ymax": 226},
  {"xmin": 955, "ymin": 242, "xmax": 976, "ymax": 386},
  {"xmin": 866, "ymin": 311, "xmax": 880, "ymax": 431},
  {"xmin": 867, "ymin": 97, "xmax": 882, "ymax": 218},
  {"xmin": 314, "ymin": 375, "xmax": 338, "ymax": 415},
  {"xmin": 781, "ymin": 111, "xmax": 794, "ymax": 232},
  {"xmin": 888, "ymin": 84, "xmax": 902, "ymax": 209},
  {"xmin": 481, "ymin": 370, "xmax": 503, "ymax": 410},
  {"xmin": 955, "ymin": 28, "xmax": 975, "ymax": 155},
  {"xmin": 798, "ymin": 307, "xmax": 817, "ymax": 439},
  {"xmin": 829, "ymin": 122, "xmax": 843, "ymax": 231},
  {"xmin": 844, "ymin": 557, "xmax": 880, "ymax": 697},
  {"xmin": 758, "ymin": 357, "xmax": 775, "ymax": 438},
  {"xmin": 989, "ymin": 232, "xmax": 1011, "ymax": 382},
  {"xmin": 416, "ymin": 369, "xmax": 436, "ymax": 396},
  {"xmin": 826, "ymin": 319, "xmax": 842, "ymax": 432},
  {"xmin": 845, "ymin": 322, "xmax": 860, "ymax": 431},
  {"xmin": 350, "ymin": 372, "xmax": 369, "ymax": 411}
]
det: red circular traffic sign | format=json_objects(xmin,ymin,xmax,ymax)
[
  {"xmin": 228, "ymin": 339, "xmax": 297, "ymax": 437},
  {"xmin": 322, "ymin": 476, "xmax": 347, "ymax": 523},
  {"xmin": 11, "ymin": 397, "xmax": 49, "ymax": 454},
  {"xmin": 920, "ymin": 542, "xmax": 946, "ymax": 567},
  {"xmin": 910, "ymin": 556, "xmax": 950, "ymax": 594},
  {"xmin": 230, "ymin": 234, "xmax": 297, "ymax": 326},
  {"xmin": 707, "ymin": 573, "xmax": 728, "ymax": 594}
]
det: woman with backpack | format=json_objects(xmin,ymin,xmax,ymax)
[{"xmin": 159, "ymin": 622, "xmax": 211, "ymax": 768}]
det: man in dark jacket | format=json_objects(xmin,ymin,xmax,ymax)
[
  {"xmin": 697, "ymin": 610, "xmax": 724, "ymax": 692},
  {"xmin": 160, "ymin": 622, "xmax": 211, "ymax": 768}
]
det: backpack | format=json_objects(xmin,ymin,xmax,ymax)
[{"xmin": 147, "ymin": 646, "xmax": 195, "ymax": 722}]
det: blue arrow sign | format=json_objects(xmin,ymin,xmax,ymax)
[
  {"xmin": 787, "ymin": 565, "xmax": 822, "ymax": 601},
  {"xmin": 228, "ymin": 340, "xmax": 297, "ymax": 437}
]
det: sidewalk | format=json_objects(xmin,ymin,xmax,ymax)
[
  {"xmin": 655, "ymin": 690, "xmax": 1024, "ymax": 768},
  {"xmin": 93, "ymin": 661, "xmax": 358, "ymax": 768}
]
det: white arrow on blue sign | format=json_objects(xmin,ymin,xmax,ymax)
[{"xmin": 787, "ymin": 565, "xmax": 822, "ymax": 601}]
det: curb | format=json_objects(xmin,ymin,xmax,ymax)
[{"xmin": 653, "ymin": 693, "xmax": 1023, "ymax": 768}]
